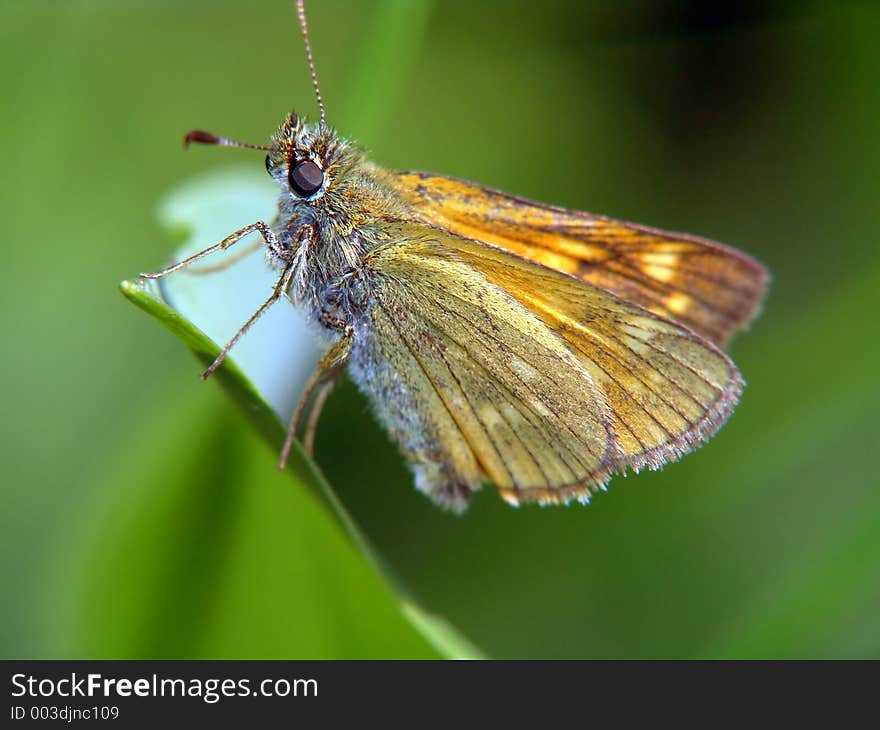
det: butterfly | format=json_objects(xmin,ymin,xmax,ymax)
[{"xmin": 141, "ymin": 1, "xmax": 768, "ymax": 512}]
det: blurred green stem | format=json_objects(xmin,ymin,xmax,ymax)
[
  {"xmin": 308, "ymin": 0, "xmax": 484, "ymax": 659},
  {"xmin": 306, "ymin": 0, "xmax": 431, "ymax": 581},
  {"xmin": 336, "ymin": 0, "xmax": 433, "ymax": 143},
  {"xmin": 301, "ymin": 0, "xmax": 483, "ymax": 656}
]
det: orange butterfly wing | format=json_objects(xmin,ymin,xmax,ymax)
[
  {"xmin": 364, "ymin": 221, "xmax": 744, "ymax": 507},
  {"xmin": 384, "ymin": 172, "xmax": 768, "ymax": 347}
]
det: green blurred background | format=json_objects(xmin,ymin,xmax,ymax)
[{"xmin": 2, "ymin": 0, "xmax": 878, "ymax": 659}]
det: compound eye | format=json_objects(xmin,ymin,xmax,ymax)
[
  {"xmin": 288, "ymin": 159, "xmax": 324, "ymax": 197},
  {"xmin": 264, "ymin": 154, "xmax": 273, "ymax": 173}
]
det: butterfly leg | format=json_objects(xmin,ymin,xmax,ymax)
[
  {"xmin": 183, "ymin": 238, "xmax": 264, "ymax": 276},
  {"xmin": 139, "ymin": 220, "xmax": 283, "ymax": 279},
  {"xmin": 201, "ymin": 259, "xmax": 296, "ymax": 379},
  {"xmin": 302, "ymin": 379, "xmax": 335, "ymax": 457},
  {"xmin": 279, "ymin": 327, "xmax": 352, "ymax": 468}
]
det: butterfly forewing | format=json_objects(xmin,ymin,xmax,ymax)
[{"xmin": 384, "ymin": 172, "xmax": 768, "ymax": 347}]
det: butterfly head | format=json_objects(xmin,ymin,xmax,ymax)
[{"xmin": 264, "ymin": 111, "xmax": 354, "ymax": 205}]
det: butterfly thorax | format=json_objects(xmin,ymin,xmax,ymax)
[{"xmin": 264, "ymin": 113, "xmax": 409, "ymax": 329}]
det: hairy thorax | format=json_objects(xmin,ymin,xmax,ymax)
[{"xmin": 267, "ymin": 155, "xmax": 408, "ymax": 331}]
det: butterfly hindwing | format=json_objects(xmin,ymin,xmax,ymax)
[
  {"xmin": 362, "ymin": 220, "xmax": 742, "ymax": 507},
  {"xmin": 447, "ymin": 233, "xmax": 743, "ymax": 477},
  {"xmin": 363, "ymin": 224, "xmax": 616, "ymax": 508}
]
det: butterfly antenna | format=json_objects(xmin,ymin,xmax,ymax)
[
  {"xmin": 183, "ymin": 130, "xmax": 280, "ymax": 152},
  {"xmin": 295, "ymin": 0, "xmax": 326, "ymax": 127}
]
